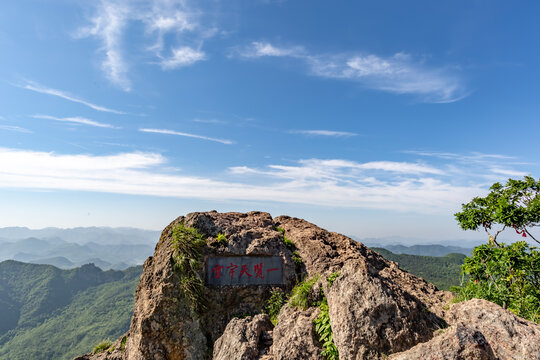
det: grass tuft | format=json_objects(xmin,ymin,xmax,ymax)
[
  {"xmin": 264, "ymin": 289, "xmax": 288, "ymax": 325},
  {"xmin": 289, "ymin": 275, "xmax": 319, "ymax": 310},
  {"xmin": 93, "ymin": 340, "xmax": 112, "ymax": 354},
  {"xmin": 171, "ymin": 223, "xmax": 207, "ymax": 314}
]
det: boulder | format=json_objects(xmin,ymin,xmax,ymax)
[
  {"xmin": 213, "ymin": 314, "xmax": 273, "ymax": 360},
  {"xmin": 271, "ymin": 305, "xmax": 324, "ymax": 360},
  {"xmin": 389, "ymin": 325, "xmax": 496, "ymax": 360},
  {"xmin": 448, "ymin": 298, "xmax": 540, "ymax": 359}
]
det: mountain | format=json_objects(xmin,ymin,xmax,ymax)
[
  {"xmin": 75, "ymin": 211, "xmax": 540, "ymax": 360},
  {"xmin": 0, "ymin": 237, "xmax": 154, "ymax": 270},
  {"xmin": 0, "ymin": 260, "xmax": 142, "ymax": 360},
  {"xmin": 377, "ymin": 244, "xmax": 472, "ymax": 257},
  {"xmin": 371, "ymin": 248, "xmax": 466, "ymax": 290},
  {"xmin": 0, "ymin": 227, "xmax": 160, "ymax": 245}
]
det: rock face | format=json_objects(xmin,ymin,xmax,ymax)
[
  {"xmin": 389, "ymin": 325, "xmax": 496, "ymax": 360},
  {"xmin": 271, "ymin": 305, "xmax": 324, "ymax": 360},
  {"xmin": 74, "ymin": 211, "xmax": 540, "ymax": 360},
  {"xmin": 212, "ymin": 314, "xmax": 273, "ymax": 360},
  {"xmin": 448, "ymin": 299, "xmax": 540, "ymax": 359}
]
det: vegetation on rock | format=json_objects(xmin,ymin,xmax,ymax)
[
  {"xmin": 171, "ymin": 223, "xmax": 207, "ymax": 314},
  {"xmin": 452, "ymin": 241, "xmax": 540, "ymax": 322},
  {"xmin": 314, "ymin": 297, "xmax": 339, "ymax": 360},
  {"xmin": 93, "ymin": 340, "xmax": 112, "ymax": 354},
  {"xmin": 289, "ymin": 275, "xmax": 320, "ymax": 310},
  {"xmin": 215, "ymin": 233, "xmax": 228, "ymax": 246},
  {"xmin": 263, "ymin": 288, "xmax": 287, "ymax": 325}
]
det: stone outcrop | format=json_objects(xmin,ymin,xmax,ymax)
[
  {"xmin": 448, "ymin": 299, "xmax": 540, "ymax": 359},
  {"xmin": 271, "ymin": 305, "xmax": 324, "ymax": 360},
  {"xmin": 389, "ymin": 325, "xmax": 496, "ymax": 360},
  {"xmin": 74, "ymin": 211, "xmax": 540, "ymax": 360},
  {"xmin": 212, "ymin": 314, "xmax": 273, "ymax": 360}
]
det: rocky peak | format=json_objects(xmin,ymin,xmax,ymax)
[{"xmin": 75, "ymin": 211, "xmax": 540, "ymax": 360}]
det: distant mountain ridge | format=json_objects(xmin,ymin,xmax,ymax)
[
  {"xmin": 0, "ymin": 226, "xmax": 160, "ymax": 245},
  {"xmin": 0, "ymin": 227, "xmax": 160, "ymax": 270},
  {"xmin": 379, "ymin": 244, "xmax": 472, "ymax": 256}
]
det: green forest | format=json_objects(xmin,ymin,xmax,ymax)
[{"xmin": 0, "ymin": 261, "xmax": 141, "ymax": 360}]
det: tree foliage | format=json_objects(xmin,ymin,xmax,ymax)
[
  {"xmin": 453, "ymin": 176, "xmax": 540, "ymax": 323},
  {"xmin": 455, "ymin": 176, "xmax": 540, "ymax": 246},
  {"xmin": 452, "ymin": 241, "xmax": 540, "ymax": 322}
]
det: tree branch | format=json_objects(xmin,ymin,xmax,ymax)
[{"xmin": 524, "ymin": 229, "xmax": 540, "ymax": 245}]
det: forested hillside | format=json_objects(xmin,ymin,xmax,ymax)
[
  {"xmin": 0, "ymin": 261, "xmax": 141, "ymax": 360},
  {"xmin": 372, "ymin": 247, "xmax": 466, "ymax": 290}
]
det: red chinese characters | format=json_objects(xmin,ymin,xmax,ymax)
[
  {"xmin": 226, "ymin": 263, "xmax": 238, "ymax": 278},
  {"xmin": 210, "ymin": 261, "xmax": 280, "ymax": 281}
]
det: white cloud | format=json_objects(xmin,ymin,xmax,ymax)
[
  {"xmin": 77, "ymin": 0, "xmax": 208, "ymax": 90},
  {"xmin": 0, "ymin": 125, "xmax": 32, "ymax": 133},
  {"xmin": 238, "ymin": 41, "xmax": 304, "ymax": 58},
  {"xmin": 139, "ymin": 128, "xmax": 233, "ymax": 145},
  {"xmin": 19, "ymin": 81, "xmax": 125, "ymax": 114},
  {"xmin": 230, "ymin": 159, "xmax": 444, "ymax": 180},
  {"xmin": 235, "ymin": 42, "xmax": 466, "ymax": 103},
  {"xmin": 0, "ymin": 148, "xmax": 486, "ymax": 213},
  {"xmin": 160, "ymin": 46, "xmax": 206, "ymax": 69},
  {"xmin": 291, "ymin": 129, "xmax": 357, "ymax": 137},
  {"xmin": 32, "ymin": 115, "xmax": 118, "ymax": 129},
  {"xmin": 490, "ymin": 168, "xmax": 527, "ymax": 177}
]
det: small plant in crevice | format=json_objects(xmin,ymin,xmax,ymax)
[
  {"xmin": 293, "ymin": 251, "xmax": 303, "ymax": 265},
  {"xmin": 171, "ymin": 223, "xmax": 207, "ymax": 314},
  {"xmin": 327, "ymin": 272, "xmax": 340, "ymax": 288},
  {"xmin": 120, "ymin": 336, "xmax": 127, "ymax": 351},
  {"xmin": 264, "ymin": 288, "xmax": 288, "ymax": 325},
  {"xmin": 314, "ymin": 298, "xmax": 339, "ymax": 360},
  {"xmin": 93, "ymin": 340, "xmax": 112, "ymax": 354},
  {"xmin": 215, "ymin": 233, "xmax": 228, "ymax": 246},
  {"xmin": 289, "ymin": 275, "xmax": 320, "ymax": 310},
  {"xmin": 275, "ymin": 226, "xmax": 285, "ymax": 235}
]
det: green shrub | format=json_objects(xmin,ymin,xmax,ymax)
[
  {"xmin": 327, "ymin": 272, "xmax": 340, "ymax": 288},
  {"xmin": 93, "ymin": 340, "xmax": 112, "ymax": 354},
  {"xmin": 314, "ymin": 298, "xmax": 339, "ymax": 360},
  {"xmin": 289, "ymin": 275, "xmax": 319, "ymax": 310},
  {"xmin": 216, "ymin": 233, "xmax": 228, "ymax": 246},
  {"xmin": 264, "ymin": 289, "xmax": 287, "ymax": 325},
  {"xmin": 451, "ymin": 241, "xmax": 540, "ymax": 323},
  {"xmin": 171, "ymin": 223, "xmax": 207, "ymax": 314}
]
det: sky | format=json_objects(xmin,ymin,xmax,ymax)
[{"xmin": 0, "ymin": 0, "xmax": 539, "ymax": 243}]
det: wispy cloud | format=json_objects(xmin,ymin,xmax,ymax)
[
  {"xmin": 0, "ymin": 125, "xmax": 32, "ymax": 133},
  {"xmin": 291, "ymin": 129, "xmax": 358, "ymax": 137},
  {"xmin": 19, "ymin": 81, "xmax": 125, "ymax": 114},
  {"xmin": 234, "ymin": 42, "xmax": 467, "ymax": 103},
  {"xmin": 490, "ymin": 168, "xmax": 527, "ymax": 177},
  {"xmin": 77, "ymin": 0, "xmax": 210, "ymax": 89},
  {"xmin": 237, "ymin": 41, "xmax": 304, "ymax": 58},
  {"xmin": 32, "ymin": 115, "xmax": 119, "ymax": 129},
  {"xmin": 139, "ymin": 128, "xmax": 233, "ymax": 145},
  {"xmin": 160, "ymin": 46, "xmax": 206, "ymax": 70},
  {"xmin": 0, "ymin": 148, "xmax": 495, "ymax": 213}
]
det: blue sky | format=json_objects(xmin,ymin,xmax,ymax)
[{"xmin": 0, "ymin": 0, "xmax": 538, "ymax": 243}]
